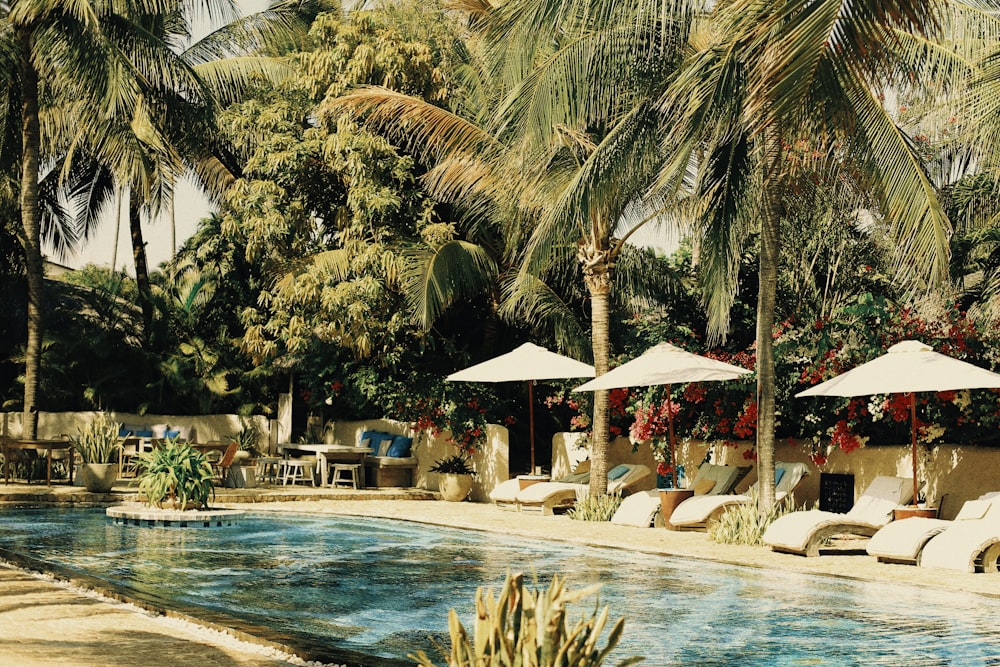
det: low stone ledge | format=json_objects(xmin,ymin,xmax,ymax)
[{"xmin": 106, "ymin": 504, "xmax": 245, "ymax": 528}]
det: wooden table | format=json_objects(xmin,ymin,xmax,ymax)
[
  {"xmin": 893, "ymin": 506, "xmax": 939, "ymax": 520},
  {"xmin": 2, "ymin": 438, "xmax": 75, "ymax": 485},
  {"xmin": 280, "ymin": 444, "xmax": 373, "ymax": 487},
  {"xmin": 517, "ymin": 474, "xmax": 550, "ymax": 491},
  {"xmin": 659, "ymin": 488, "xmax": 695, "ymax": 530}
]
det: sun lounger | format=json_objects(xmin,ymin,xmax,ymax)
[
  {"xmin": 867, "ymin": 493, "xmax": 1000, "ymax": 565},
  {"xmin": 669, "ymin": 462, "xmax": 809, "ymax": 531},
  {"xmin": 610, "ymin": 490, "xmax": 664, "ymax": 527},
  {"xmin": 518, "ymin": 464, "xmax": 651, "ymax": 515},
  {"xmin": 762, "ymin": 475, "xmax": 913, "ymax": 557},
  {"xmin": 918, "ymin": 494, "xmax": 1000, "ymax": 572},
  {"xmin": 488, "ymin": 466, "xmax": 590, "ymax": 511}
]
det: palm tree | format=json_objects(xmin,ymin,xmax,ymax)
[
  {"xmin": 336, "ymin": 0, "xmax": 697, "ymax": 493},
  {"xmin": 4, "ymin": 0, "xmax": 144, "ymax": 437},
  {"xmin": 657, "ymin": 0, "xmax": 970, "ymax": 509}
]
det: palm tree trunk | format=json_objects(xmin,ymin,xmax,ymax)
[
  {"xmin": 581, "ymin": 242, "xmax": 613, "ymax": 496},
  {"xmin": 111, "ymin": 186, "xmax": 122, "ymax": 271},
  {"xmin": 18, "ymin": 30, "xmax": 42, "ymax": 439},
  {"xmin": 129, "ymin": 190, "xmax": 154, "ymax": 336},
  {"xmin": 755, "ymin": 138, "xmax": 784, "ymax": 513}
]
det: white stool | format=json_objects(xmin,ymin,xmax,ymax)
[
  {"xmin": 281, "ymin": 459, "xmax": 310, "ymax": 486},
  {"xmin": 256, "ymin": 457, "xmax": 282, "ymax": 485},
  {"xmin": 330, "ymin": 463, "xmax": 361, "ymax": 489}
]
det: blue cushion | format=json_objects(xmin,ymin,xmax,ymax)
[
  {"xmin": 773, "ymin": 467, "xmax": 786, "ymax": 487},
  {"xmin": 135, "ymin": 428, "xmax": 154, "ymax": 438},
  {"xmin": 608, "ymin": 464, "xmax": 630, "ymax": 480},
  {"xmin": 166, "ymin": 429, "xmax": 181, "ymax": 440},
  {"xmin": 360, "ymin": 430, "xmax": 384, "ymax": 448},
  {"xmin": 386, "ymin": 435, "xmax": 413, "ymax": 458},
  {"xmin": 118, "ymin": 427, "xmax": 134, "ymax": 438}
]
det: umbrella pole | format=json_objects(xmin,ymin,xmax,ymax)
[
  {"xmin": 528, "ymin": 380, "xmax": 535, "ymax": 474},
  {"xmin": 667, "ymin": 384, "xmax": 677, "ymax": 488},
  {"xmin": 910, "ymin": 392, "xmax": 919, "ymax": 506}
]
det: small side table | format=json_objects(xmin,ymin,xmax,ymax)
[
  {"xmin": 893, "ymin": 506, "xmax": 939, "ymax": 521},
  {"xmin": 659, "ymin": 488, "xmax": 694, "ymax": 530},
  {"xmin": 517, "ymin": 474, "xmax": 550, "ymax": 491}
]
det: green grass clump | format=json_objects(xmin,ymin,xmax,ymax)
[
  {"xmin": 568, "ymin": 492, "xmax": 623, "ymax": 522},
  {"xmin": 708, "ymin": 487, "xmax": 804, "ymax": 545}
]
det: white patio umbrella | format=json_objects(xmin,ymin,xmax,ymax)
[
  {"xmin": 797, "ymin": 340, "xmax": 1000, "ymax": 506},
  {"xmin": 573, "ymin": 342, "xmax": 752, "ymax": 486},
  {"xmin": 446, "ymin": 343, "xmax": 595, "ymax": 472}
]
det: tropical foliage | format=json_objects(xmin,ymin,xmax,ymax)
[{"xmin": 410, "ymin": 572, "xmax": 642, "ymax": 667}]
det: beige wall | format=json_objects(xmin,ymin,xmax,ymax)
[
  {"xmin": 2, "ymin": 411, "xmax": 271, "ymax": 452},
  {"xmin": 550, "ymin": 433, "xmax": 1000, "ymax": 520}
]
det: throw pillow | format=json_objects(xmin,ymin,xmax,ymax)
[
  {"xmin": 574, "ymin": 459, "xmax": 591, "ymax": 474},
  {"xmin": 360, "ymin": 431, "xmax": 384, "ymax": 449},
  {"xmin": 773, "ymin": 467, "xmax": 786, "ymax": 487},
  {"xmin": 376, "ymin": 437, "xmax": 394, "ymax": 457},
  {"xmin": 386, "ymin": 435, "xmax": 413, "ymax": 458},
  {"xmin": 693, "ymin": 477, "xmax": 716, "ymax": 495},
  {"xmin": 956, "ymin": 499, "xmax": 992, "ymax": 521},
  {"xmin": 608, "ymin": 464, "xmax": 631, "ymax": 480}
]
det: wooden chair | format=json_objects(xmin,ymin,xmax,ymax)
[{"xmin": 212, "ymin": 442, "xmax": 240, "ymax": 486}]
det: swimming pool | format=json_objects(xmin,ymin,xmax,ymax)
[{"xmin": 1, "ymin": 507, "xmax": 998, "ymax": 666}]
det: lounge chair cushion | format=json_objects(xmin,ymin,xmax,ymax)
[
  {"xmin": 693, "ymin": 478, "xmax": 717, "ymax": 495},
  {"xmin": 559, "ymin": 471, "xmax": 590, "ymax": 484},
  {"xmin": 608, "ymin": 464, "xmax": 630, "ymax": 480},
  {"xmin": 955, "ymin": 499, "xmax": 992, "ymax": 521}
]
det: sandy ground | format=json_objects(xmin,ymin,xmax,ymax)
[{"xmin": 2, "ymin": 496, "xmax": 999, "ymax": 666}]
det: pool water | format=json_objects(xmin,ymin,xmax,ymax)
[{"xmin": 1, "ymin": 507, "xmax": 999, "ymax": 666}]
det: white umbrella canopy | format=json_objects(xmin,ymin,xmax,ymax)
[
  {"xmin": 573, "ymin": 342, "xmax": 753, "ymax": 486},
  {"xmin": 796, "ymin": 340, "xmax": 1000, "ymax": 505},
  {"xmin": 573, "ymin": 342, "xmax": 752, "ymax": 391},
  {"xmin": 446, "ymin": 343, "xmax": 595, "ymax": 472}
]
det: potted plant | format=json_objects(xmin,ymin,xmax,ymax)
[
  {"xmin": 136, "ymin": 438, "xmax": 215, "ymax": 510},
  {"xmin": 72, "ymin": 412, "xmax": 123, "ymax": 493},
  {"xmin": 429, "ymin": 454, "xmax": 475, "ymax": 502}
]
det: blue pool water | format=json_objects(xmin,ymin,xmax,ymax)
[{"xmin": 1, "ymin": 507, "xmax": 999, "ymax": 666}]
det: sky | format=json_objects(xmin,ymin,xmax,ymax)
[{"xmin": 60, "ymin": 0, "xmax": 271, "ymax": 273}]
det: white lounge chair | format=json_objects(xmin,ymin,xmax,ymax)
[
  {"xmin": 610, "ymin": 490, "xmax": 664, "ymax": 527},
  {"xmin": 488, "ymin": 465, "xmax": 590, "ymax": 511},
  {"xmin": 518, "ymin": 464, "xmax": 652, "ymax": 516},
  {"xmin": 867, "ymin": 492, "xmax": 1000, "ymax": 565},
  {"xmin": 668, "ymin": 461, "xmax": 810, "ymax": 531},
  {"xmin": 762, "ymin": 475, "xmax": 913, "ymax": 557},
  {"xmin": 918, "ymin": 495, "xmax": 1000, "ymax": 572}
]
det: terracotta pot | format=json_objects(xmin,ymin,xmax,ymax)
[
  {"xmin": 438, "ymin": 473, "xmax": 473, "ymax": 502},
  {"xmin": 80, "ymin": 463, "xmax": 118, "ymax": 493}
]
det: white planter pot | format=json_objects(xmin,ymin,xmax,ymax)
[
  {"xmin": 80, "ymin": 463, "xmax": 118, "ymax": 493},
  {"xmin": 438, "ymin": 473, "xmax": 473, "ymax": 502}
]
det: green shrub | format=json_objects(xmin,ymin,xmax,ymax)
[
  {"xmin": 410, "ymin": 573, "xmax": 643, "ymax": 666},
  {"xmin": 136, "ymin": 439, "xmax": 215, "ymax": 510},
  {"xmin": 72, "ymin": 412, "xmax": 122, "ymax": 464},
  {"xmin": 568, "ymin": 492, "xmax": 623, "ymax": 522},
  {"xmin": 708, "ymin": 487, "xmax": 804, "ymax": 545}
]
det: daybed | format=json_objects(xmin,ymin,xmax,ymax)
[
  {"xmin": 867, "ymin": 492, "xmax": 1000, "ymax": 565},
  {"xmin": 918, "ymin": 495, "xmax": 1000, "ymax": 572},
  {"xmin": 762, "ymin": 475, "xmax": 913, "ymax": 557},
  {"xmin": 517, "ymin": 463, "xmax": 652, "ymax": 516},
  {"xmin": 669, "ymin": 461, "xmax": 809, "ymax": 531},
  {"xmin": 358, "ymin": 429, "xmax": 417, "ymax": 487}
]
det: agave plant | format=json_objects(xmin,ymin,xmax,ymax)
[
  {"xmin": 72, "ymin": 412, "xmax": 123, "ymax": 464},
  {"xmin": 410, "ymin": 572, "xmax": 642, "ymax": 666},
  {"xmin": 136, "ymin": 439, "xmax": 215, "ymax": 510}
]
